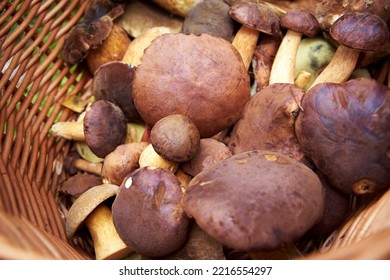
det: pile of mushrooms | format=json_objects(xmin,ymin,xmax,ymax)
[{"xmin": 53, "ymin": 0, "xmax": 390, "ymax": 260}]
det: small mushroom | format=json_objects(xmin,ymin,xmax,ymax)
[
  {"xmin": 150, "ymin": 114, "xmax": 200, "ymax": 163},
  {"xmin": 112, "ymin": 167, "xmax": 190, "ymax": 257},
  {"xmin": 269, "ymin": 9, "xmax": 321, "ymax": 84},
  {"xmin": 309, "ymin": 12, "xmax": 389, "ymax": 89},
  {"xmin": 101, "ymin": 141, "xmax": 149, "ymax": 186},
  {"xmin": 117, "ymin": 0, "xmax": 183, "ymax": 38},
  {"xmin": 86, "ymin": 23, "xmax": 131, "ymax": 74},
  {"xmin": 295, "ymin": 77, "xmax": 390, "ymax": 194},
  {"xmin": 132, "ymin": 33, "xmax": 250, "ymax": 138},
  {"xmin": 229, "ymin": 1, "xmax": 283, "ymax": 69},
  {"xmin": 227, "ymin": 83, "xmax": 306, "ymax": 162},
  {"xmin": 314, "ymin": 0, "xmax": 390, "ymax": 32},
  {"xmin": 182, "ymin": 0, "xmax": 235, "ymax": 42},
  {"xmin": 182, "ymin": 150, "xmax": 324, "ymax": 252},
  {"xmin": 61, "ymin": 1, "xmax": 124, "ymax": 64},
  {"xmin": 63, "ymin": 151, "xmax": 103, "ymax": 176},
  {"xmin": 83, "ymin": 100, "xmax": 127, "ymax": 158},
  {"xmin": 66, "ymin": 183, "xmax": 131, "ymax": 260},
  {"xmin": 181, "ymin": 138, "xmax": 232, "ymax": 177},
  {"xmin": 92, "ymin": 61, "xmax": 141, "ymax": 122}
]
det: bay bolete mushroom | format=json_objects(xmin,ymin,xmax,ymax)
[
  {"xmin": 182, "ymin": 0, "xmax": 235, "ymax": 42},
  {"xmin": 269, "ymin": 8, "xmax": 321, "ymax": 84},
  {"xmin": 112, "ymin": 167, "xmax": 190, "ymax": 257},
  {"xmin": 83, "ymin": 100, "xmax": 128, "ymax": 158},
  {"xmin": 182, "ymin": 150, "xmax": 324, "ymax": 252},
  {"xmin": 309, "ymin": 12, "xmax": 389, "ymax": 89},
  {"xmin": 101, "ymin": 141, "xmax": 149, "ymax": 186},
  {"xmin": 181, "ymin": 138, "xmax": 232, "ymax": 177},
  {"xmin": 229, "ymin": 1, "xmax": 283, "ymax": 69},
  {"xmin": 150, "ymin": 114, "xmax": 200, "ymax": 163},
  {"xmin": 228, "ymin": 83, "xmax": 305, "ymax": 161},
  {"xmin": 132, "ymin": 33, "xmax": 250, "ymax": 138},
  {"xmin": 66, "ymin": 183, "xmax": 131, "ymax": 260},
  {"xmin": 295, "ymin": 77, "xmax": 390, "ymax": 194},
  {"xmin": 92, "ymin": 61, "xmax": 141, "ymax": 122},
  {"xmin": 61, "ymin": 0, "xmax": 124, "ymax": 65}
]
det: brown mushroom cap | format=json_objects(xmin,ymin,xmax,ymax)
[
  {"xmin": 83, "ymin": 100, "xmax": 127, "ymax": 158},
  {"xmin": 150, "ymin": 114, "xmax": 200, "ymax": 163},
  {"xmin": 295, "ymin": 77, "xmax": 390, "ymax": 194},
  {"xmin": 112, "ymin": 167, "xmax": 190, "ymax": 257},
  {"xmin": 101, "ymin": 141, "xmax": 149, "ymax": 186},
  {"xmin": 92, "ymin": 61, "xmax": 141, "ymax": 122},
  {"xmin": 280, "ymin": 9, "xmax": 321, "ymax": 38},
  {"xmin": 329, "ymin": 12, "xmax": 389, "ymax": 52},
  {"xmin": 227, "ymin": 83, "xmax": 305, "ymax": 161},
  {"xmin": 59, "ymin": 173, "xmax": 103, "ymax": 200},
  {"xmin": 66, "ymin": 183, "xmax": 119, "ymax": 239},
  {"xmin": 182, "ymin": 0, "xmax": 235, "ymax": 41},
  {"xmin": 229, "ymin": 2, "xmax": 283, "ymax": 38},
  {"xmin": 181, "ymin": 138, "xmax": 232, "ymax": 177},
  {"xmin": 182, "ymin": 150, "xmax": 324, "ymax": 252},
  {"xmin": 132, "ymin": 33, "xmax": 250, "ymax": 138}
]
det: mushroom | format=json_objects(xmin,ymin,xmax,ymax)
[
  {"xmin": 132, "ymin": 33, "xmax": 250, "ymax": 138},
  {"xmin": 227, "ymin": 83, "xmax": 306, "ymax": 161},
  {"xmin": 63, "ymin": 151, "xmax": 103, "ymax": 176},
  {"xmin": 314, "ymin": 0, "xmax": 390, "ymax": 32},
  {"xmin": 61, "ymin": 0, "xmax": 125, "ymax": 64},
  {"xmin": 228, "ymin": 1, "xmax": 283, "ymax": 69},
  {"xmin": 86, "ymin": 23, "xmax": 131, "ymax": 74},
  {"xmin": 58, "ymin": 173, "xmax": 103, "ymax": 208},
  {"xmin": 121, "ymin": 26, "xmax": 174, "ymax": 67},
  {"xmin": 66, "ymin": 183, "xmax": 131, "ymax": 260},
  {"xmin": 112, "ymin": 167, "xmax": 190, "ymax": 257},
  {"xmin": 150, "ymin": 114, "xmax": 200, "ymax": 163},
  {"xmin": 182, "ymin": 0, "xmax": 235, "ymax": 42},
  {"xmin": 117, "ymin": 0, "xmax": 183, "ymax": 38},
  {"xmin": 51, "ymin": 100, "xmax": 128, "ymax": 158},
  {"xmin": 165, "ymin": 222, "xmax": 225, "ymax": 260},
  {"xmin": 295, "ymin": 77, "xmax": 390, "ymax": 194},
  {"xmin": 252, "ymin": 33, "xmax": 281, "ymax": 90},
  {"xmin": 308, "ymin": 12, "xmax": 389, "ymax": 89},
  {"xmin": 181, "ymin": 138, "xmax": 232, "ymax": 177},
  {"xmin": 92, "ymin": 61, "xmax": 141, "ymax": 122},
  {"xmin": 269, "ymin": 8, "xmax": 321, "ymax": 84},
  {"xmin": 151, "ymin": 0, "xmax": 202, "ymax": 17},
  {"xmin": 138, "ymin": 143, "xmax": 179, "ymax": 173},
  {"xmin": 182, "ymin": 150, "xmax": 324, "ymax": 252},
  {"xmin": 83, "ymin": 100, "xmax": 127, "ymax": 158},
  {"xmin": 307, "ymin": 174, "xmax": 351, "ymax": 237},
  {"xmin": 101, "ymin": 141, "xmax": 149, "ymax": 186}
]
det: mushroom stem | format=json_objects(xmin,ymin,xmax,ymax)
[
  {"xmin": 232, "ymin": 25, "xmax": 260, "ymax": 70},
  {"xmin": 139, "ymin": 143, "xmax": 179, "ymax": 173},
  {"xmin": 308, "ymin": 44, "xmax": 360, "ymax": 90},
  {"xmin": 294, "ymin": 70, "xmax": 312, "ymax": 89},
  {"xmin": 73, "ymin": 158, "xmax": 102, "ymax": 176},
  {"xmin": 269, "ymin": 30, "xmax": 302, "ymax": 84},
  {"xmin": 85, "ymin": 204, "xmax": 131, "ymax": 260},
  {"xmin": 51, "ymin": 121, "xmax": 85, "ymax": 141}
]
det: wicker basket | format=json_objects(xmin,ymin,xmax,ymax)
[{"xmin": 0, "ymin": 1, "xmax": 389, "ymax": 260}]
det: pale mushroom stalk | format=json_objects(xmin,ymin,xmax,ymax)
[
  {"xmin": 85, "ymin": 204, "xmax": 131, "ymax": 260},
  {"xmin": 294, "ymin": 70, "xmax": 312, "ymax": 90},
  {"xmin": 269, "ymin": 9, "xmax": 321, "ymax": 85},
  {"xmin": 72, "ymin": 158, "xmax": 102, "ymax": 176},
  {"xmin": 51, "ymin": 121, "xmax": 85, "ymax": 141},
  {"xmin": 232, "ymin": 26, "xmax": 260, "ymax": 70},
  {"xmin": 269, "ymin": 30, "xmax": 302, "ymax": 84},
  {"xmin": 308, "ymin": 46, "xmax": 360, "ymax": 89}
]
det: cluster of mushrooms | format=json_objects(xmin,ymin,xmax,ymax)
[{"xmin": 53, "ymin": 0, "xmax": 390, "ymax": 260}]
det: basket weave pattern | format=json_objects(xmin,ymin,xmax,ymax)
[
  {"xmin": 1, "ymin": 1, "xmax": 389, "ymax": 260},
  {"xmin": 0, "ymin": 0, "xmax": 91, "ymax": 259}
]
